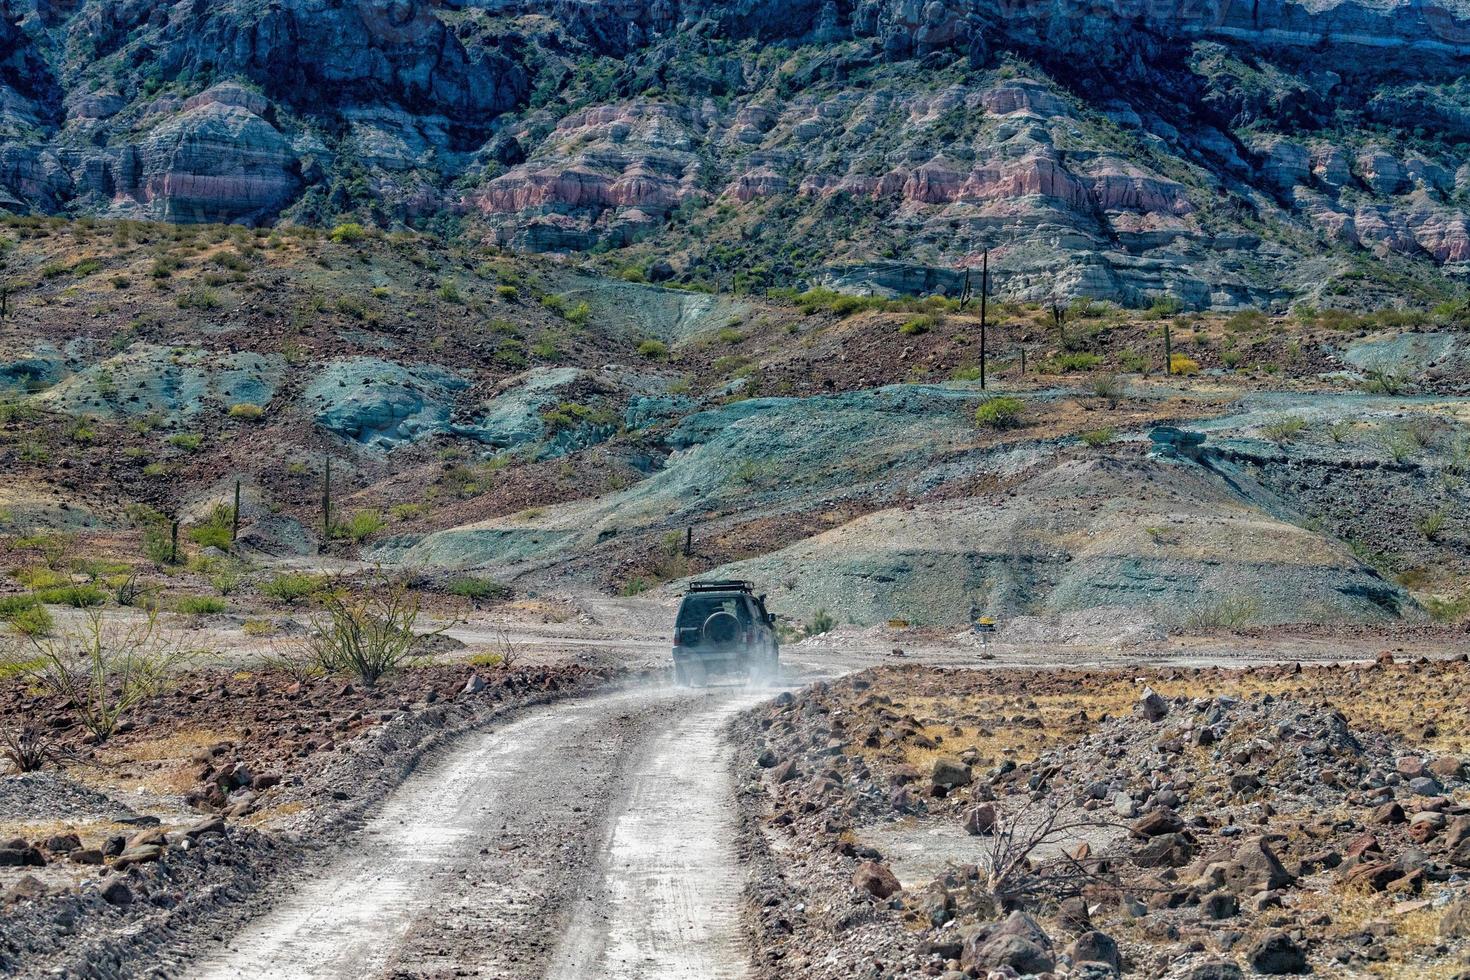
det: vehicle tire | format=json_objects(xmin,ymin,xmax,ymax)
[{"xmin": 702, "ymin": 611, "xmax": 740, "ymax": 646}]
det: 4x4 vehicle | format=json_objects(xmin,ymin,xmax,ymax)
[{"xmin": 672, "ymin": 580, "xmax": 780, "ymax": 687}]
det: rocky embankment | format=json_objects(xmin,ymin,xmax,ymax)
[{"xmin": 734, "ymin": 660, "xmax": 1470, "ymax": 977}]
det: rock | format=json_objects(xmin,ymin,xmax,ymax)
[
  {"xmin": 1132, "ymin": 807, "xmax": 1185, "ymax": 837},
  {"xmin": 1134, "ymin": 832, "xmax": 1196, "ymax": 868},
  {"xmin": 43, "ymin": 833, "xmax": 81, "ymax": 853},
  {"xmin": 852, "ymin": 861, "xmax": 901, "ymax": 899},
  {"xmin": 0, "ymin": 845, "xmax": 44, "ymax": 868},
  {"xmin": 1441, "ymin": 894, "xmax": 1470, "ymax": 938},
  {"xmin": 1343, "ymin": 861, "xmax": 1402, "ymax": 892},
  {"xmin": 69, "ymin": 849, "xmax": 104, "ymax": 865},
  {"xmin": 962, "ymin": 912, "xmax": 1055, "ymax": 975},
  {"xmin": 113, "ymin": 845, "xmax": 164, "ymax": 868},
  {"xmin": 1219, "ymin": 837, "xmax": 1295, "ymax": 892},
  {"xmin": 1187, "ymin": 963, "xmax": 1244, "ymax": 980},
  {"xmin": 100, "ymin": 880, "xmax": 134, "ymax": 906},
  {"xmin": 1202, "ymin": 891, "xmax": 1240, "ymax": 920},
  {"xmin": 1247, "ymin": 930, "xmax": 1309, "ymax": 974},
  {"xmin": 1409, "ymin": 811, "xmax": 1446, "ymax": 843},
  {"xmin": 1428, "ymin": 756, "xmax": 1466, "ymax": 781},
  {"xmin": 1370, "ymin": 802, "xmax": 1406, "ymax": 825},
  {"xmin": 930, "ymin": 757, "xmax": 972, "ymax": 791},
  {"xmin": 963, "ymin": 803, "xmax": 997, "ymax": 836},
  {"xmin": 1137, "ymin": 686, "xmax": 1169, "ymax": 722},
  {"xmin": 1058, "ymin": 895, "xmax": 1093, "ymax": 932},
  {"xmin": 770, "ymin": 760, "xmax": 800, "ymax": 784},
  {"xmin": 461, "ymin": 673, "xmax": 487, "ymax": 696},
  {"xmin": 4, "ymin": 875, "xmax": 47, "ymax": 904},
  {"xmin": 1068, "ymin": 931, "xmax": 1121, "ymax": 971},
  {"xmin": 184, "ymin": 816, "xmax": 227, "ymax": 838}
]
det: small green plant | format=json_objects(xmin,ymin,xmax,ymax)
[
  {"xmin": 262, "ymin": 572, "xmax": 329, "ymax": 604},
  {"xmin": 1080, "ymin": 427, "xmax": 1115, "ymax": 448},
  {"xmin": 496, "ymin": 284, "xmax": 519, "ymax": 300},
  {"xmin": 177, "ymin": 287, "xmax": 221, "ymax": 311},
  {"xmin": 333, "ymin": 510, "xmax": 386, "ymax": 544},
  {"xmin": 1182, "ymin": 595, "xmax": 1260, "ymax": 631},
  {"xmin": 899, "ymin": 314, "xmax": 938, "ymax": 336},
  {"xmin": 1261, "ymin": 416, "xmax": 1308, "ymax": 444},
  {"xmin": 33, "ymin": 584, "xmax": 107, "ymax": 608},
  {"xmin": 437, "ymin": 280, "xmax": 463, "ymax": 304},
  {"xmin": 806, "ymin": 609, "xmax": 836, "ymax": 636},
  {"xmin": 229, "ymin": 403, "xmax": 265, "ymax": 420},
  {"xmin": 447, "ymin": 577, "xmax": 513, "ymax": 602},
  {"xmin": 1050, "ymin": 352, "xmax": 1103, "ymax": 372},
  {"xmin": 4, "ymin": 603, "xmax": 52, "ymax": 638},
  {"xmin": 176, "ymin": 595, "xmax": 227, "ymax": 616},
  {"xmin": 637, "ymin": 339, "xmax": 669, "ymax": 359},
  {"xmin": 1090, "ymin": 374, "xmax": 1125, "ymax": 407},
  {"xmin": 1418, "ymin": 509, "xmax": 1449, "ymax": 542},
  {"xmin": 975, "ymin": 396, "xmax": 1025, "ymax": 429},
  {"xmin": 566, "ymin": 302, "xmax": 592, "ymax": 326},
  {"xmin": 168, "ymin": 432, "xmax": 203, "ymax": 451}
]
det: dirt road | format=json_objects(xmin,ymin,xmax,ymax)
[{"xmin": 188, "ymin": 682, "xmax": 774, "ymax": 980}]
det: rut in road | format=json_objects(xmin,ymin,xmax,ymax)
[{"xmin": 188, "ymin": 685, "xmax": 770, "ymax": 980}]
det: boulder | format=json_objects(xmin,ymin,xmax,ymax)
[
  {"xmin": 963, "ymin": 803, "xmax": 997, "ymax": 836},
  {"xmin": 931, "ymin": 757, "xmax": 972, "ymax": 791},
  {"xmin": 1246, "ymin": 930, "xmax": 1309, "ymax": 974},
  {"xmin": 1132, "ymin": 807, "xmax": 1185, "ymax": 837},
  {"xmin": 1068, "ymin": 931, "xmax": 1121, "ymax": 971},
  {"xmin": 1441, "ymin": 894, "xmax": 1470, "ymax": 938},
  {"xmin": 100, "ymin": 880, "xmax": 134, "ymax": 906},
  {"xmin": 852, "ymin": 861, "xmax": 901, "ymax": 899},
  {"xmin": 962, "ymin": 911, "xmax": 1054, "ymax": 975},
  {"xmin": 1136, "ymin": 686, "xmax": 1169, "ymax": 722}
]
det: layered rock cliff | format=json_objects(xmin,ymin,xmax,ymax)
[{"xmin": 1, "ymin": 0, "xmax": 1468, "ymax": 306}]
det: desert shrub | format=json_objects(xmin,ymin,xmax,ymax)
[
  {"xmin": 1169, "ymin": 353, "xmax": 1200, "ymax": 375},
  {"xmin": 1363, "ymin": 369, "xmax": 1408, "ymax": 395},
  {"xmin": 496, "ymin": 284, "xmax": 519, "ymax": 300},
  {"xmin": 329, "ymin": 222, "xmax": 368, "ymax": 243},
  {"xmin": 437, "ymin": 281, "xmax": 463, "ymax": 304},
  {"xmin": 1418, "ymin": 509, "xmax": 1449, "ymax": 541},
  {"xmin": 168, "ymin": 432, "xmax": 203, "ymax": 451},
  {"xmin": 177, "ymin": 287, "xmax": 221, "ymax": 311},
  {"xmin": 15, "ymin": 567, "xmax": 67, "ymax": 590},
  {"xmin": 1049, "ymin": 352, "xmax": 1103, "ymax": 372},
  {"xmin": 566, "ymin": 301, "xmax": 592, "ymax": 326},
  {"xmin": 176, "ymin": 595, "xmax": 227, "ymax": 616},
  {"xmin": 541, "ymin": 401, "xmax": 616, "ymax": 431},
  {"xmin": 1224, "ymin": 309, "xmax": 1269, "ymax": 333},
  {"xmin": 951, "ymin": 365, "xmax": 982, "ymax": 382},
  {"xmin": 262, "ymin": 572, "xmax": 329, "ymax": 604},
  {"xmin": 637, "ymin": 339, "xmax": 669, "ymax": 359},
  {"xmin": 447, "ymin": 577, "xmax": 513, "ymax": 602},
  {"xmin": 3, "ymin": 602, "xmax": 51, "ymax": 638},
  {"xmin": 1, "ymin": 609, "xmax": 192, "ymax": 740},
  {"xmin": 1080, "ymin": 427, "xmax": 1115, "ymax": 448},
  {"xmin": 1261, "ymin": 416, "xmax": 1308, "ymax": 444},
  {"xmin": 806, "ymin": 609, "xmax": 836, "ymax": 636},
  {"xmin": 228, "ymin": 403, "xmax": 265, "ymax": 420},
  {"xmin": 1090, "ymin": 373, "xmax": 1125, "ymax": 407},
  {"xmin": 34, "ymin": 585, "xmax": 106, "ymax": 608},
  {"xmin": 1183, "ymin": 595, "xmax": 1260, "ymax": 631},
  {"xmin": 899, "ymin": 314, "xmax": 939, "ymax": 336},
  {"xmin": 304, "ymin": 582, "xmax": 433, "ymax": 687},
  {"xmin": 975, "ymin": 396, "xmax": 1025, "ymax": 429},
  {"xmin": 333, "ymin": 510, "xmax": 386, "ymax": 543}
]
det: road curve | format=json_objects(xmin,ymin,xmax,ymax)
[{"xmin": 188, "ymin": 683, "xmax": 773, "ymax": 980}]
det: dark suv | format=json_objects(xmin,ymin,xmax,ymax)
[{"xmin": 672, "ymin": 581, "xmax": 780, "ymax": 686}]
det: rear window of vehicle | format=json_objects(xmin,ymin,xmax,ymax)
[{"xmin": 677, "ymin": 595, "xmax": 750, "ymax": 629}]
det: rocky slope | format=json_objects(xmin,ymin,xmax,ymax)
[{"xmin": 1, "ymin": 1, "xmax": 1469, "ymax": 307}]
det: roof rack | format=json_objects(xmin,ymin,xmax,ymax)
[{"xmin": 685, "ymin": 580, "xmax": 755, "ymax": 594}]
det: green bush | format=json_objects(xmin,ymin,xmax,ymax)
[
  {"xmin": 188, "ymin": 506, "xmax": 235, "ymax": 551},
  {"xmin": 34, "ymin": 585, "xmax": 107, "ymax": 608},
  {"xmin": 262, "ymin": 573, "xmax": 329, "ymax": 604},
  {"xmin": 637, "ymin": 339, "xmax": 669, "ymax": 359},
  {"xmin": 447, "ymin": 577, "xmax": 513, "ymax": 602},
  {"xmin": 176, "ymin": 596, "xmax": 227, "ymax": 616},
  {"xmin": 1080, "ymin": 427, "xmax": 1115, "ymax": 448},
  {"xmin": 229, "ymin": 403, "xmax": 265, "ymax": 420},
  {"xmin": 333, "ymin": 511, "xmax": 386, "ymax": 544},
  {"xmin": 496, "ymin": 284, "xmax": 519, "ymax": 300},
  {"xmin": 899, "ymin": 314, "xmax": 939, "ymax": 336},
  {"xmin": 168, "ymin": 433, "xmax": 203, "ymax": 451},
  {"xmin": 329, "ymin": 222, "xmax": 368, "ymax": 243},
  {"xmin": 806, "ymin": 609, "xmax": 836, "ymax": 636},
  {"xmin": 975, "ymin": 396, "xmax": 1025, "ymax": 429},
  {"xmin": 1049, "ymin": 352, "xmax": 1103, "ymax": 372},
  {"xmin": 6, "ymin": 604, "xmax": 53, "ymax": 637}
]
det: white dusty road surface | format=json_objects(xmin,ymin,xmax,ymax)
[{"xmin": 189, "ymin": 682, "xmax": 775, "ymax": 980}]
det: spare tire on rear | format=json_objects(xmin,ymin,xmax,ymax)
[{"xmin": 702, "ymin": 610, "xmax": 740, "ymax": 646}]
